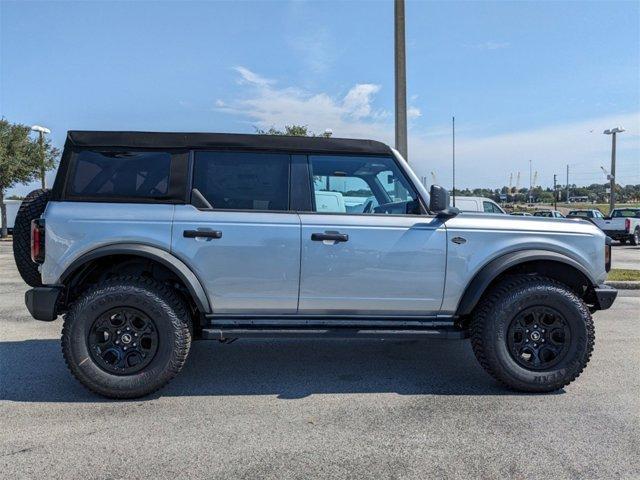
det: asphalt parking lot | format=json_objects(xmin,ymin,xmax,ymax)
[{"xmin": 1, "ymin": 241, "xmax": 639, "ymax": 479}]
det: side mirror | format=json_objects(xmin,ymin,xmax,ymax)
[{"xmin": 429, "ymin": 185, "xmax": 459, "ymax": 218}]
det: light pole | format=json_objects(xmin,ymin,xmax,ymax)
[
  {"xmin": 394, "ymin": 0, "xmax": 408, "ymax": 161},
  {"xmin": 528, "ymin": 160, "xmax": 533, "ymax": 203},
  {"xmin": 31, "ymin": 125, "xmax": 51, "ymax": 189},
  {"xmin": 603, "ymin": 127, "xmax": 625, "ymax": 212}
]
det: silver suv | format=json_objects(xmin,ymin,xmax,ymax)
[{"xmin": 14, "ymin": 131, "xmax": 617, "ymax": 398}]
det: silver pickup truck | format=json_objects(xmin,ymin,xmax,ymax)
[{"xmin": 14, "ymin": 131, "xmax": 617, "ymax": 398}]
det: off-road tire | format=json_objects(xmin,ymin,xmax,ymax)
[
  {"xmin": 12, "ymin": 188, "xmax": 50, "ymax": 287},
  {"xmin": 631, "ymin": 228, "xmax": 639, "ymax": 246},
  {"xmin": 62, "ymin": 276, "xmax": 191, "ymax": 399},
  {"xmin": 471, "ymin": 275, "xmax": 594, "ymax": 393}
]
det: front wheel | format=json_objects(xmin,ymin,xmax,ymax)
[
  {"xmin": 471, "ymin": 275, "xmax": 594, "ymax": 393},
  {"xmin": 62, "ymin": 276, "xmax": 191, "ymax": 398}
]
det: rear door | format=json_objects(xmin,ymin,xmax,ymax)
[
  {"xmin": 297, "ymin": 154, "xmax": 447, "ymax": 316},
  {"xmin": 171, "ymin": 151, "xmax": 300, "ymax": 314}
]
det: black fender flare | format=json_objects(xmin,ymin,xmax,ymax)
[
  {"xmin": 59, "ymin": 243, "xmax": 212, "ymax": 314},
  {"xmin": 455, "ymin": 249, "xmax": 596, "ymax": 316}
]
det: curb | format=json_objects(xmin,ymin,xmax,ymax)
[{"xmin": 605, "ymin": 281, "xmax": 640, "ymax": 290}]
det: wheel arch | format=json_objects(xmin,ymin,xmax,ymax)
[
  {"xmin": 455, "ymin": 250, "xmax": 597, "ymax": 317},
  {"xmin": 59, "ymin": 244, "xmax": 211, "ymax": 314}
]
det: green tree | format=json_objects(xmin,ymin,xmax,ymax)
[
  {"xmin": 256, "ymin": 124, "xmax": 314, "ymax": 136},
  {"xmin": 0, "ymin": 119, "xmax": 58, "ymax": 237}
]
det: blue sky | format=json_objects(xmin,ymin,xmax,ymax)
[{"xmin": 2, "ymin": 0, "xmax": 639, "ymax": 196}]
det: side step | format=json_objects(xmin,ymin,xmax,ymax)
[{"xmin": 201, "ymin": 327, "xmax": 468, "ymax": 341}]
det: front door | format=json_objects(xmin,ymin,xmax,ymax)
[
  {"xmin": 171, "ymin": 151, "xmax": 300, "ymax": 314},
  {"xmin": 298, "ymin": 154, "xmax": 447, "ymax": 315}
]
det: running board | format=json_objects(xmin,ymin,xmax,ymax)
[{"xmin": 201, "ymin": 327, "xmax": 468, "ymax": 341}]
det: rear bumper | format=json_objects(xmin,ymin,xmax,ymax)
[
  {"xmin": 593, "ymin": 284, "xmax": 617, "ymax": 311},
  {"xmin": 603, "ymin": 230, "xmax": 629, "ymax": 240},
  {"xmin": 25, "ymin": 287, "xmax": 62, "ymax": 321}
]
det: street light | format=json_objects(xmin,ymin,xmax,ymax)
[
  {"xmin": 603, "ymin": 127, "xmax": 625, "ymax": 212},
  {"xmin": 31, "ymin": 125, "xmax": 50, "ymax": 189}
]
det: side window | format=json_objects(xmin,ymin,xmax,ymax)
[
  {"xmin": 193, "ymin": 151, "xmax": 290, "ymax": 211},
  {"xmin": 69, "ymin": 151, "xmax": 171, "ymax": 199},
  {"xmin": 483, "ymin": 201, "xmax": 500, "ymax": 213},
  {"xmin": 309, "ymin": 155, "xmax": 420, "ymax": 215}
]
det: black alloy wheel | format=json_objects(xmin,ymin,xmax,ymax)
[
  {"xmin": 88, "ymin": 307, "xmax": 159, "ymax": 375},
  {"xmin": 506, "ymin": 306, "xmax": 571, "ymax": 370}
]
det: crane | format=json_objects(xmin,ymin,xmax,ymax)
[
  {"xmin": 508, "ymin": 173, "xmax": 513, "ymax": 191},
  {"xmin": 515, "ymin": 172, "xmax": 521, "ymax": 191},
  {"xmin": 431, "ymin": 171, "xmax": 437, "ymax": 184},
  {"xmin": 533, "ymin": 171, "xmax": 538, "ymax": 187}
]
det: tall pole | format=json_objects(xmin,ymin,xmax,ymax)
[
  {"xmin": 39, "ymin": 131, "xmax": 46, "ymax": 189},
  {"xmin": 452, "ymin": 116, "xmax": 456, "ymax": 206},
  {"xmin": 609, "ymin": 132, "xmax": 617, "ymax": 212},
  {"xmin": 394, "ymin": 0, "xmax": 408, "ymax": 161},
  {"xmin": 553, "ymin": 174, "xmax": 557, "ymax": 210},
  {"xmin": 566, "ymin": 165, "xmax": 569, "ymax": 203},
  {"xmin": 529, "ymin": 160, "xmax": 532, "ymax": 203}
]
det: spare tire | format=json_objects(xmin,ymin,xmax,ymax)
[{"xmin": 13, "ymin": 188, "xmax": 50, "ymax": 287}]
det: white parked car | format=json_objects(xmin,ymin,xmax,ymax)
[{"xmin": 451, "ymin": 196, "xmax": 505, "ymax": 214}]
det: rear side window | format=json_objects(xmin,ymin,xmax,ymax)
[
  {"xmin": 69, "ymin": 151, "xmax": 171, "ymax": 198},
  {"xmin": 483, "ymin": 201, "xmax": 501, "ymax": 213},
  {"xmin": 193, "ymin": 151, "xmax": 290, "ymax": 211}
]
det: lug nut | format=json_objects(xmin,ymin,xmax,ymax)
[
  {"xmin": 526, "ymin": 329, "xmax": 529, "ymax": 333},
  {"xmin": 117, "ymin": 330, "xmax": 121, "ymax": 334},
  {"xmin": 541, "ymin": 339, "xmax": 545, "ymax": 343},
  {"xmin": 115, "ymin": 340, "xmax": 119, "ymax": 345},
  {"xmin": 533, "ymin": 343, "xmax": 537, "ymax": 347},
  {"xmin": 134, "ymin": 333, "xmax": 138, "ymax": 337},
  {"xmin": 133, "ymin": 343, "xmax": 137, "ymax": 347},
  {"xmin": 123, "ymin": 346, "xmax": 128, "ymax": 351},
  {"xmin": 534, "ymin": 325, "xmax": 538, "ymax": 328}
]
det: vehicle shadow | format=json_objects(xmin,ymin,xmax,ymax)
[{"xmin": 0, "ymin": 338, "xmax": 549, "ymax": 402}]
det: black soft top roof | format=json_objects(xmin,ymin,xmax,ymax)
[{"xmin": 65, "ymin": 130, "xmax": 392, "ymax": 155}]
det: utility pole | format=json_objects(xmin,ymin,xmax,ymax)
[
  {"xmin": 565, "ymin": 165, "xmax": 569, "ymax": 204},
  {"xmin": 394, "ymin": 0, "xmax": 408, "ymax": 161},
  {"xmin": 31, "ymin": 125, "xmax": 50, "ymax": 189},
  {"xmin": 603, "ymin": 127, "xmax": 625, "ymax": 212},
  {"xmin": 452, "ymin": 116, "xmax": 456, "ymax": 206},
  {"xmin": 528, "ymin": 160, "xmax": 533, "ymax": 203},
  {"xmin": 553, "ymin": 174, "xmax": 557, "ymax": 210}
]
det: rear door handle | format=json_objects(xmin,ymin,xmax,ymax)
[
  {"xmin": 311, "ymin": 232, "xmax": 349, "ymax": 243},
  {"xmin": 183, "ymin": 230, "xmax": 222, "ymax": 239}
]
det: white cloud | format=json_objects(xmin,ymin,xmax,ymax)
[
  {"xmin": 470, "ymin": 41, "xmax": 511, "ymax": 50},
  {"xmin": 218, "ymin": 67, "xmax": 640, "ymax": 189},
  {"xmin": 342, "ymin": 84, "xmax": 381, "ymax": 119},
  {"xmin": 232, "ymin": 66, "xmax": 275, "ymax": 87},
  {"xmin": 408, "ymin": 106, "xmax": 422, "ymax": 119}
]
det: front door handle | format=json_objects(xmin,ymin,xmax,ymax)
[
  {"xmin": 311, "ymin": 232, "xmax": 349, "ymax": 243},
  {"xmin": 183, "ymin": 229, "xmax": 222, "ymax": 239}
]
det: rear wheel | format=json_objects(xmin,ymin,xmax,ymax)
[
  {"xmin": 471, "ymin": 275, "xmax": 594, "ymax": 392},
  {"xmin": 631, "ymin": 228, "xmax": 639, "ymax": 246},
  {"xmin": 62, "ymin": 276, "xmax": 191, "ymax": 398}
]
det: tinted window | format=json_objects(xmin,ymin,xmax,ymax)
[
  {"xmin": 309, "ymin": 155, "xmax": 420, "ymax": 215},
  {"xmin": 193, "ymin": 152, "xmax": 290, "ymax": 211},
  {"xmin": 569, "ymin": 211, "xmax": 588, "ymax": 217},
  {"xmin": 70, "ymin": 151, "xmax": 171, "ymax": 198}
]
